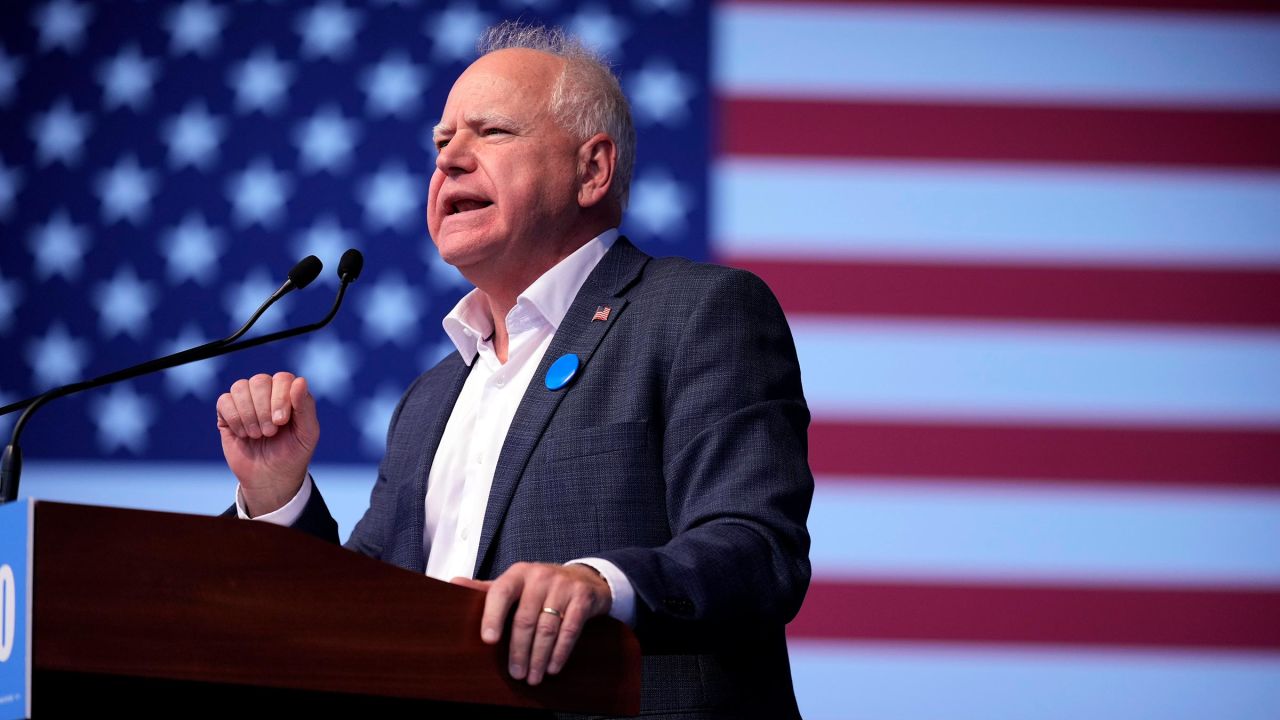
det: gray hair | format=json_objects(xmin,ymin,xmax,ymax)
[{"xmin": 478, "ymin": 21, "xmax": 636, "ymax": 210}]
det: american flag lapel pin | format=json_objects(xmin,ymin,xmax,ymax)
[{"xmin": 592, "ymin": 305, "xmax": 611, "ymax": 322}]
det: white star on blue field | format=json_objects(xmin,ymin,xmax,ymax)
[
  {"xmin": 94, "ymin": 266, "xmax": 158, "ymax": 340},
  {"xmin": 30, "ymin": 99, "xmax": 91, "ymax": 166},
  {"xmin": 165, "ymin": 0, "xmax": 227, "ymax": 56},
  {"xmin": 227, "ymin": 159, "xmax": 293, "ymax": 227},
  {"xmin": 628, "ymin": 59, "xmax": 695, "ymax": 127},
  {"xmin": 33, "ymin": 0, "xmax": 94, "ymax": 54},
  {"xmin": 360, "ymin": 163, "xmax": 421, "ymax": 231},
  {"xmin": 229, "ymin": 48, "xmax": 294, "ymax": 114},
  {"xmin": 627, "ymin": 171, "xmax": 690, "ymax": 239},
  {"xmin": 426, "ymin": 4, "xmax": 491, "ymax": 62},
  {"xmin": 28, "ymin": 210, "xmax": 90, "ymax": 281},
  {"xmin": 294, "ymin": 106, "xmax": 360, "ymax": 173},
  {"xmin": 96, "ymin": 156, "xmax": 159, "ymax": 225},
  {"xmin": 25, "ymin": 323, "xmax": 90, "ymax": 389},
  {"xmin": 361, "ymin": 53, "xmax": 424, "ymax": 117},
  {"xmin": 292, "ymin": 334, "xmax": 358, "ymax": 400},
  {"xmin": 97, "ymin": 45, "xmax": 160, "ymax": 111},
  {"xmin": 164, "ymin": 102, "xmax": 226, "ymax": 170},
  {"xmin": 90, "ymin": 385, "xmax": 156, "ymax": 454},
  {"xmin": 162, "ymin": 213, "xmax": 225, "ymax": 285},
  {"xmin": 359, "ymin": 272, "xmax": 423, "ymax": 345},
  {"xmin": 297, "ymin": 1, "xmax": 362, "ymax": 60},
  {"xmin": 567, "ymin": 4, "xmax": 629, "ymax": 59}
]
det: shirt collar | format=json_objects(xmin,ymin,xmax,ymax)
[{"xmin": 442, "ymin": 228, "xmax": 619, "ymax": 365}]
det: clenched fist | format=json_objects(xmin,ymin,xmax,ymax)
[{"xmin": 216, "ymin": 372, "xmax": 319, "ymax": 516}]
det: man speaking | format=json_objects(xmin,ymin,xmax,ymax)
[{"xmin": 215, "ymin": 22, "xmax": 813, "ymax": 719}]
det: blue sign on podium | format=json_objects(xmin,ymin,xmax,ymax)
[{"xmin": 0, "ymin": 499, "xmax": 32, "ymax": 720}]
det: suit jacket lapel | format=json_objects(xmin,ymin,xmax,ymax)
[
  {"xmin": 473, "ymin": 238, "xmax": 650, "ymax": 577},
  {"xmin": 397, "ymin": 352, "xmax": 471, "ymax": 572}
]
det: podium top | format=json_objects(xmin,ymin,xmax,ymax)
[{"xmin": 26, "ymin": 501, "xmax": 640, "ymax": 716}]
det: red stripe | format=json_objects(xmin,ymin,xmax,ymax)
[
  {"xmin": 726, "ymin": 0, "xmax": 1280, "ymax": 14},
  {"xmin": 728, "ymin": 257, "xmax": 1280, "ymax": 327},
  {"xmin": 809, "ymin": 421, "xmax": 1280, "ymax": 488},
  {"xmin": 790, "ymin": 580, "xmax": 1280, "ymax": 649},
  {"xmin": 722, "ymin": 98, "xmax": 1280, "ymax": 168}
]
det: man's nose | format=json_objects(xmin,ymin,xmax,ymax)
[{"xmin": 435, "ymin": 134, "xmax": 476, "ymax": 174}]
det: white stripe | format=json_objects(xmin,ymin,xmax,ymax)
[
  {"xmin": 791, "ymin": 317, "xmax": 1280, "ymax": 426},
  {"xmin": 715, "ymin": 5, "xmax": 1280, "ymax": 107},
  {"xmin": 21, "ymin": 460, "xmax": 377, "ymax": 543},
  {"xmin": 713, "ymin": 159, "xmax": 1280, "ymax": 267},
  {"xmin": 789, "ymin": 640, "xmax": 1280, "ymax": 720},
  {"xmin": 809, "ymin": 480, "xmax": 1280, "ymax": 586}
]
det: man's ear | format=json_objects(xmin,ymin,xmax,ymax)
[{"xmin": 576, "ymin": 133, "xmax": 617, "ymax": 209}]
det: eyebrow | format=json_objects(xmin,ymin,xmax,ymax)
[{"xmin": 432, "ymin": 111, "xmax": 528, "ymax": 141}]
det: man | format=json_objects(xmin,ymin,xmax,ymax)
[{"xmin": 216, "ymin": 22, "xmax": 813, "ymax": 719}]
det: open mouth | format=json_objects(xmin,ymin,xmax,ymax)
[{"xmin": 449, "ymin": 199, "xmax": 493, "ymax": 215}]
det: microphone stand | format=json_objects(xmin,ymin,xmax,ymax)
[{"xmin": 0, "ymin": 272, "xmax": 355, "ymax": 504}]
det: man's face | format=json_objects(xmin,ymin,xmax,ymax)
[{"xmin": 427, "ymin": 49, "xmax": 581, "ymax": 279}]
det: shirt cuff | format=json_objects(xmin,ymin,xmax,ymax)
[
  {"xmin": 235, "ymin": 474, "xmax": 312, "ymax": 526},
  {"xmin": 569, "ymin": 557, "xmax": 637, "ymax": 627}
]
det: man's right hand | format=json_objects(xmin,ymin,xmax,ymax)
[{"xmin": 216, "ymin": 372, "xmax": 319, "ymax": 517}]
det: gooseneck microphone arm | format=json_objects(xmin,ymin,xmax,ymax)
[
  {"xmin": 0, "ymin": 255, "xmax": 323, "ymax": 419},
  {"xmin": 0, "ymin": 250, "xmax": 362, "ymax": 504},
  {"xmin": 224, "ymin": 254, "xmax": 324, "ymax": 347}
]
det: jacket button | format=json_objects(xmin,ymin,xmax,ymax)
[{"xmin": 663, "ymin": 598, "xmax": 693, "ymax": 615}]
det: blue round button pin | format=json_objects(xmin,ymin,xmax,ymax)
[{"xmin": 545, "ymin": 353, "xmax": 580, "ymax": 391}]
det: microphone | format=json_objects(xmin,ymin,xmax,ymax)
[
  {"xmin": 0, "ymin": 251, "xmax": 362, "ymax": 503},
  {"xmin": 290, "ymin": 255, "xmax": 324, "ymax": 289},
  {"xmin": 338, "ymin": 248, "xmax": 363, "ymax": 283}
]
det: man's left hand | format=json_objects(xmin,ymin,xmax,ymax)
[{"xmin": 451, "ymin": 562, "xmax": 612, "ymax": 685}]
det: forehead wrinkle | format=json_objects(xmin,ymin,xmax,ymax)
[
  {"xmin": 432, "ymin": 110, "xmax": 531, "ymax": 141},
  {"xmin": 467, "ymin": 110, "xmax": 527, "ymax": 130}
]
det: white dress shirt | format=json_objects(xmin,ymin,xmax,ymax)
[{"xmin": 239, "ymin": 229, "xmax": 635, "ymax": 625}]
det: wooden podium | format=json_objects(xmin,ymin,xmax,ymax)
[{"xmin": 23, "ymin": 501, "xmax": 641, "ymax": 716}]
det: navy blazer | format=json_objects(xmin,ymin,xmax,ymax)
[{"xmin": 294, "ymin": 238, "xmax": 814, "ymax": 719}]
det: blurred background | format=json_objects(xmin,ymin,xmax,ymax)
[{"xmin": 2, "ymin": 1, "xmax": 1278, "ymax": 717}]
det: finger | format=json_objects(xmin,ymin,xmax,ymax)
[
  {"xmin": 526, "ymin": 588, "xmax": 570, "ymax": 686},
  {"xmin": 481, "ymin": 564, "xmax": 526, "ymax": 646},
  {"xmin": 270, "ymin": 371, "xmax": 295, "ymax": 426},
  {"xmin": 288, "ymin": 377, "xmax": 319, "ymax": 448},
  {"xmin": 228, "ymin": 379, "xmax": 260, "ymax": 439},
  {"xmin": 507, "ymin": 567, "xmax": 554, "ymax": 681},
  {"xmin": 216, "ymin": 391, "xmax": 246, "ymax": 437},
  {"xmin": 449, "ymin": 577, "xmax": 492, "ymax": 591},
  {"xmin": 547, "ymin": 589, "xmax": 591, "ymax": 677},
  {"xmin": 247, "ymin": 373, "xmax": 276, "ymax": 437}
]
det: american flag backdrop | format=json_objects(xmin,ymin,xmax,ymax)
[{"xmin": 2, "ymin": 1, "xmax": 1279, "ymax": 717}]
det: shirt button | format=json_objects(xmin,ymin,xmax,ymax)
[{"xmin": 460, "ymin": 526, "xmax": 470, "ymax": 541}]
